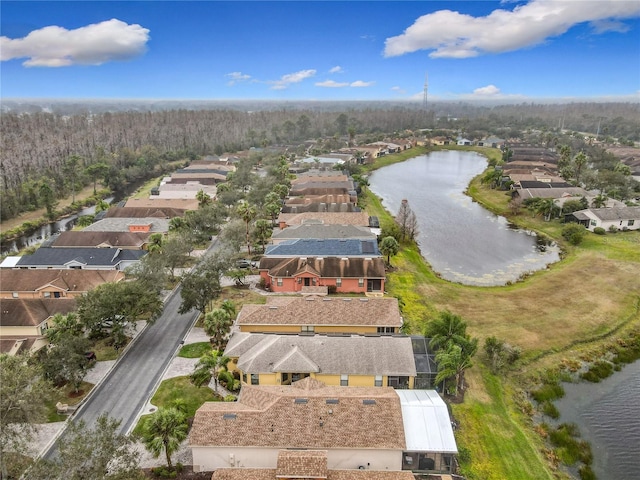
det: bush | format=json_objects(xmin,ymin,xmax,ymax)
[
  {"xmin": 531, "ymin": 382, "xmax": 565, "ymax": 403},
  {"xmin": 562, "ymin": 223, "xmax": 587, "ymax": 245},
  {"xmin": 580, "ymin": 360, "xmax": 614, "ymax": 382},
  {"xmin": 541, "ymin": 401, "xmax": 560, "ymax": 419},
  {"xmin": 608, "ymin": 225, "xmax": 618, "ymax": 233},
  {"xmin": 593, "ymin": 227, "xmax": 606, "ymax": 235}
]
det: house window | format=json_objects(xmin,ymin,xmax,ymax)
[
  {"xmin": 629, "ymin": 220, "xmax": 635, "ymax": 226},
  {"xmin": 282, "ymin": 372, "xmax": 290, "ymax": 383},
  {"xmin": 301, "ymin": 325, "xmax": 315, "ymax": 333},
  {"xmin": 358, "ymin": 278, "xmax": 364, "ymax": 287},
  {"xmin": 340, "ymin": 374, "xmax": 349, "ymax": 386},
  {"xmin": 43, "ymin": 292, "xmax": 51, "ymax": 298},
  {"xmin": 250, "ymin": 374, "xmax": 259, "ymax": 385},
  {"xmin": 377, "ymin": 327, "xmax": 395, "ymax": 334},
  {"xmin": 242, "ymin": 373, "xmax": 247, "ymax": 383},
  {"xmin": 336, "ymin": 278, "xmax": 342, "ymax": 287},
  {"xmin": 590, "ymin": 220, "xmax": 597, "ymax": 226},
  {"xmin": 276, "ymin": 278, "xmax": 283, "ymax": 287},
  {"xmin": 12, "ymin": 292, "xmax": 18, "ymax": 298},
  {"xmin": 375, "ymin": 375, "xmax": 383, "ymax": 387}
]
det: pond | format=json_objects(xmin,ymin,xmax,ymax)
[
  {"xmin": 554, "ymin": 360, "xmax": 640, "ymax": 480},
  {"xmin": 368, "ymin": 150, "xmax": 560, "ymax": 286}
]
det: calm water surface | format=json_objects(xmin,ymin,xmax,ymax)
[
  {"xmin": 554, "ymin": 361, "xmax": 640, "ymax": 480},
  {"xmin": 369, "ymin": 150, "xmax": 560, "ymax": 286}
]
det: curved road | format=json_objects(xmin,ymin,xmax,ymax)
[{"xmin": 42, "ymin": 239, "xmax": 220, "ymax": 460}]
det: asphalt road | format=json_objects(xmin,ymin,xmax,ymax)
[{"xmin": 42, "ymin": 238, "xmax": 221, "ymax": 460}]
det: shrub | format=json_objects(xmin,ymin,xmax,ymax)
[
  {"xmin": 542, "ymin": 401, "xmax": 560, "ymax": 419},
  {"xmin": 531, "ymin": 382, "xmax": 565, "ymax": 403},
  {"xmin": 592, "ymin": 227, "xmax": 606, "ymax": 235},
  {"xmin": 608, "ymin": 225, "xmax": 618, "ymax": 233},
  {"xmin": 562, "ymin": 223, "xmax": 587, "ymax": 245},
  {"xmin": 580, "ymin": 360, "xmax": 614, "ymax": 382}
]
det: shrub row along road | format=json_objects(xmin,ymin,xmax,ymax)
[{"xmin": 42, "ymin": 238, "xmax": 222, "ymax": 461}]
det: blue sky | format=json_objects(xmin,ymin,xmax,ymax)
[{"xmin": 1, "ymin": 1, "xmax": 639, "ymax": 102}]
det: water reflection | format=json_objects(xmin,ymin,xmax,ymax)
[{"xmin": 368, "ymin": 150, "xmax": 560, "ymax": 286}]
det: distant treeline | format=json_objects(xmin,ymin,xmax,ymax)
[{"xmin": 1, "ymin": 102, "xmax": 638, "ymax": 222}]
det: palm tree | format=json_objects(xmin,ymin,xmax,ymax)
[
  {"xmin": 196, "ymin": 189, "xmax": 211, "ymax": 207},
  {"xmin": 204, "ymin": 308, "xmax": 234, "ymax": 351},
  {"xmin": 591, "ymin": 193, "xmax": 608, "ymax": 209},
  {"xmin": 535, "ymin": 198, "xmax": 557, "ymax": 222},
  {"xmin": 265, "ymin": 202, "xmax": 281, "ymax": 226},
  {"xmin": 237, "ymin": 201, "xmax": 257, "ymax": 255},
  {"xmin": 435, "ymin": 343, "xmax": 474, "ymax": 396},
  {"xmin": 94, "ymin": 199, "xmax": 110, "ymax": 213},
  {"xmin": 142, "ymin": 408, "xmax": 188, "ymax": 471},
  {"xmin": 191, "ymin": 349, "xmax": 230, "ymax": 392},
  {"xmin": 254, "ymin": 219, "xmax": 272, "ymax": 253},
  {"xmin": 424, "ymin": 310, "xmax": 469, "ymax": 351},
  {"xmin": 573, "ymin": 152, "xmax": 588, "ymax": 185},
  {"xmin": 379, "ymin": 236, "xmax": 399, "ymax": 266}
]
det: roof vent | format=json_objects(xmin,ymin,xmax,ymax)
[
  {"xmin": 223, "ymin": 413, "xmax": 237, "ymax": 420},
  {"xmin": 363, "ymin": 399, "xmax": 377, "ymax": 405},
  {"xmin": 326, "ymin": 399, "xmax": 339, "ymax": 404},
  {"xmin": 294, "ymin": 398, "xmax": 308, "ymax": 404},
  {"xmin": 360, "ymin": 298, "xmax": 369, "ymax": 302},
  {"xmin": 342, "ymin": 298, "xmax": 352, "ymax": 301},
  {"xmin": 269, "ymin": 306, "xmax": 278, "ymax": 309}
]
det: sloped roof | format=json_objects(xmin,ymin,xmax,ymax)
[
  {"xmin": 0, "ymin": 298, "xmax": 77, "ymax": 327},
  {"xmin": 0, "ymin": 269, "xmax": 124, "ymax": 293},
  {"xmin": 277, "ymin": 212, "xmax": 370, "ymax": 227},
  {"xmin": 285, "ymin": 194, "xmax": 353, "ymax": 205},
  {"xmin": 105, "ymin": 207, "xmax": 189, "ymax": 218},
  {"xmin": 16, "ymin": 247, "xmax": 146, "ymax": 268},
  {"xmin": 579, "ymin": 206, "xmax": 640, "ymax": 221},
  {"xmin": 272, "ymin": 224, "xmax": 375, "ymax": 241},
  {"xmin": 236, "ymin": 296, "xmax": 402, "ymax": 328},
  {"xmin": 260, "ymin": 257, "xmax": 386, "ymax": 280},
  {"xmin": 281, "ymin": 203, "xmax": 360, "ymax": 214},
  {"xmin": 82, "ymin": 217, "xmax": 170, "ymax": 232},
  {"xmin": 189, "ymin": 378, "xmax": 406, "ymax": 449},
  {"xmin": 225, "ymin": 333, "xmax": 416, "ymax": 377},
  {"xmin": 292, "ymin": 174, "xmax": 349, "ymax": 184},
  {"xmin": 515, "ymin": 187, "xmax": 588, "ymax": 199},
  {"xmin": 47, "ymin": 231, "xmax": 150, "ymax": 248},
  {"xmin": 264, "ymin": 239, "xmax": 380, "ymax": 258},
  {"xmin": 123, "ymin": 198, "xmax": 200, "ymax": 210}
]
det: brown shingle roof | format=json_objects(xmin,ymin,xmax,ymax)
[
  {"xmin": 123, "ymin": 198, "xmax": 200, "ymax": 210},
  {"xmin": 292, "ymin": 174, "xmax": 349, "ymax": 184},
  {"xmin": 259, "ymin": 257, "xmax": 385, "ymax": 281},
  {"xmin": 105, "ymin": 207, "xmax": 189, "ymax": 218},
  {"xmin": 276, "ymin": 449, "xmax": 327, "ymax": 478},
  {"xmin": 0, "ymin": 269, "xmax": 124, "ymax": 293},
  {"xmin": 190, "ymin": 379, "xmax": 406, "ymax": 450},
  {"xmin": 0, "ymin": 298, "xmax": 77, "ymax": 327},
  {"xmin": 48, "ymin": 231, "xmax": 150, "ymax": 249},
  {"xmin": 277, "ymin": 212, "xmax": 370, "ymax": 227},
  {"xmin": 236, "ymin": 296, "xmax": 402, "ymax": 328}
]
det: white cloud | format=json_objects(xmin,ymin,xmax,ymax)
[
  {"xmin": 226, "ymin": 72, "xmax": 251, "ymax": 86},
  {"xmin": 473, "ymin": 85, "xmax": 501, "ymax": 96},
  {"xmin": 269, "ymin": 69, "xmax": 316, "ymax": 90},
  {"xmin": 316, "ymin": 80, "xmax": 349, "ymax": 88},
  {"xmin": 329, "ymin": 66, "xmax": 343, "ymax": 74},
  {"xmin": 350, "ymin": 80, "xmax": 374, "ymax": 87},
  {"xmin": 391, "ymin": 86, "xmax": 407, "ymax": 94},
  {"xmin": 1, "ymin": 19, "xmax": 149, "ymax": 67},
  {"xmin": 384, "ymin": 0, "xmax": 640, "ymax": 58}
]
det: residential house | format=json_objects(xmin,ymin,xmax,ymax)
[
  {"xmin": 45, "ymin": 231, "xmax": 151, "ymax": 250},
  {"xmin": 235, "ymin": 296, "xmax": 402, "ymax": 334},
  {"xmin": 153, "ymin": 182, "xmax": 217, "ymax": 200},
  {"xmin": 259, "ymin": 256, "xmax": 386, "ymax": 294},
  {"xmin": 566, "ymin": 206, "xmax": 640, "ymax": 232},
  {"xmin": 10, "ymin": 247, "xmax": 146, "ymax": 270},
  {"xmin": 281, "ymin": 203, "xmax": 360, "ymax": 214},
  {"xmin": 190, "ymin": 377, "xmax": 457, "ymax": 474},
  {"xmin": 456, "ymin": 138, "xmax": 472, "ymax": 146},
  {"xmin": 82, "ymin": 217, "xmax": 170, "ymax": 234},
  {"xmin": 168, "ymin": 170, "xmax": 228, "ymax": 184},
  {"xmin": 105, "ymin": 206, "xmax": 190, "ymax": 219},
  {"xmin": 297, "ymin": 156, "xmax": 346, "ymax": 168},
  {"xmin": 223, "ymin": 332, "xmax": 417, "ymax": 388},
  {"xmin": 285, "ymin": 194, "xmax": 354, "ymax": 207},
  {"xmin": 277, "ymin": 212, "xmax": 371, "ymax": 229},
  {"xmin": 0, "ymin": 298, "xmax": 76, "ymax": 355},
  {"xmin": 288, "ymin": 181, "xmax": 357, "ymax": 201},
  {"xmin": 270, "ymin": 224, "xmax": 376, "ymax": 245},
  {"xmin": 211, "ymin": 450, "xmax": 416, "ymax": 480},
  {"xmin": 513, "ymin": 186, "xmax": 589, "ymax": 201},
  {"xmin": 0, "ymin": 269, "xmax": 124, "ymax": 299},
  {"xmin": 123, "ymin": 198, "xmax": 200, "ymax": 211},
  {"xmin": 263, "ymin": 239, "xmax": 380, "ymax": 259}
]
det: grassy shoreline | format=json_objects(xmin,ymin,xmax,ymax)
[{"xmin": 363, "ymin": 146, "xmax": 640, "ymax": 480}]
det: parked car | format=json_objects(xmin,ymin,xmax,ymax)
[{"xmin": 235, "ymin": 259, "xmax": 251, "ymax": 269}]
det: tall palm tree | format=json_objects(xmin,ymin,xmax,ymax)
[
  {"xmin": 435, "ymin": 344, "xmax": 474, "ymax": 396},
  {"xmin": 424, "ymin": 310, "xmax": 469, "ymax": 351},
  {"xmin": 196, "ymin": 189, "xmax": 211, "ymax": 207},
  {"xmin": 254, "ymin": 219, "xmax": 272, "ymax": 253},
  {"xmin": 591, "ymin": 193, "xmax": 608, "ymax": 209},
  {"xmin": 237, "ymin": 201, "xmax": 257, "ymax": 255},
  {"xmin": 190, "ymin": 349, "xmax": 230, "ymax": 392},
  {"xmin": 142, "ymin": 408, "xmax": 188, "ymax": 470},
  {"xmin": 204, "ymin": 309, "xmax": 234, "ymax": 351}
]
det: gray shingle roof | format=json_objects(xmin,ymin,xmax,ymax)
[
  {"xmin": 271, "ymin": 224, "xmax": 376, "ymax": 241},
  {"xmin": 582, "ymin": 206, "xmax": 640, "ymax": 221},
  {"xmin": 16, "ymin": 247, "xmax": 146, "ymax": 268},
  {"xmin": 264, "ymin": 239, "xmax": 380, "ymax": 258},
  {"xmin": 225, "ymin": 333, "xmax": 417, "ymax": 377}
]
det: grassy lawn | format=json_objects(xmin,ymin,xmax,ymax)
[
  {"xmin": 46, "ymin": 381, "xmax": 94, "ymax": 422},
  {"xmin": 132, "ymin": 376, "xmax": 219, "ymax": 436},
  {"xmin": 178, "ymin": 342, "xmax": 212, "ymax": 358},
  {"xmin": 362, "ymin": 148, "xmax": 640, "ymax": 480}
]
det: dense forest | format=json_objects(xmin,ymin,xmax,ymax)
[{"xmin": 1, "ymin": 100, "xmax": 638, "ymax": 222}]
